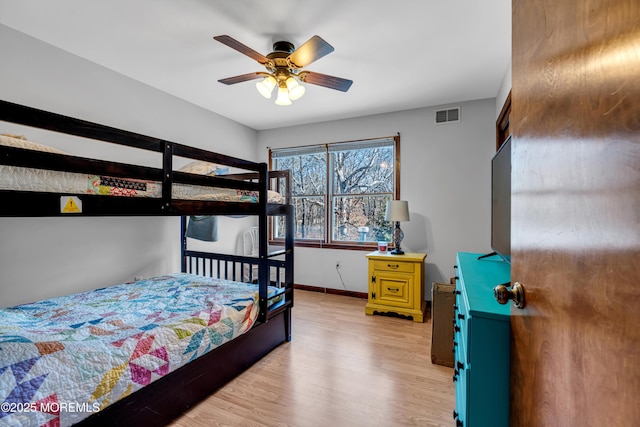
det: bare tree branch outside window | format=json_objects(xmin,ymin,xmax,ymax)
[{"xmin": 271, "ymin": 137, "xmax": 398, "ymax": 246}]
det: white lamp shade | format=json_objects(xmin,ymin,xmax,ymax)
[
  {"xmin": 385, "ymin": 200, "xmax": 410, "ymax": 222},
  {"xmin": 286, "ymin": 77, "xmax": 305, "ymax": 101},
  {"xmin": 256, "ymin": 75, "xmax": 277, "ymax": 98},
  {"xmin": 275, "ymin": 85, "xmax": 292, "ymax": 106}
]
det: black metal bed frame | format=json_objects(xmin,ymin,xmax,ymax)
[{"xmin": 0, "ymin": 99, "xmax": 294, "ymax": 426}]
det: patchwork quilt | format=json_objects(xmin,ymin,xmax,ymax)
[{"xmin": 0, "ymin": 274, "xmax": 269, "ymax": 427}]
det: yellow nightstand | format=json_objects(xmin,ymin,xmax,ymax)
[{"xmin": 365, "ymin": 251, "xmax": 427, "ymax": 322}]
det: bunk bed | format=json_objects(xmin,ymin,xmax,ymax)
[{"xmin": 0, "ymin": 100, "xmax": 294, "ymax": 427}]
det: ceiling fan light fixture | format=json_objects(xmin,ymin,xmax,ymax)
[
  {"xmin": 285, "ymin": 76, "xmax": 305, "ymax": 101},
  {"xmin": 275, "ymin": 84, "xmax": 292, "ymax": 106},
  {"xmin": 214, "ymin": 35, "xmax": 353, "ymax": 104},
  {"xmin": 256, "ymin": 75, "xmax": 277, "ymax": 98}
]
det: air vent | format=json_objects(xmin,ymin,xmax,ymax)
[{"xmin": 435, "ymin": 107, "xmax": 460, "ymax": 124}]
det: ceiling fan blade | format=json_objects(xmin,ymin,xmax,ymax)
[
  {"xmin": 299, "ymin": 71, "xmax": 353, "ymax": 92},
  {"xmin": 214, "ymin": 35, "xmax": 273, "ymax": 67},
  {"xmin": 288, "ymin": 35, "xmax": 334, "ymax": 68},
  {"xmin": 218, "ymin": 72, "xmax": 267, "ymax": 85}
]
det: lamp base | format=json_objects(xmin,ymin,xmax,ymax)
[{"xmin": 391, "ymin": 222, "xmax": 405, "ymax": 255}]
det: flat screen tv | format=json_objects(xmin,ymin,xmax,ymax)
[{"xmin": 491, "ymin": 135, "xmax": 511, "ymax": 263}]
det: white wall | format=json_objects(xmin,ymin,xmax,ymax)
[
  {"xmin": 0, "ymin": 24, "xmax": 503, "ymax": 307},
  {"xmin": 0, "ymin": 25, "xmax": 258, "ymax": 306},
  {"xmin": 258, "ymin": 98, "xmax": 497, "ymax": 298}
]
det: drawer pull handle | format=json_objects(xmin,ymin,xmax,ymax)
[
  {"xmin": 388, "ymin": 287, "xmax": 399, "ymax": 292},
  {"xmin": 387, "ymin": 264, "xmax": 399, "ymax": 269},
  {"xmin": 458, "ymin": 313, "xmax": 465, "ymax": 320},
  {"xmin": 454, "ymin": 325, "xmax": 460, "ymax": 333},
  {"xmin": 494, "ymin": 281, "xmax": 526, "ymax": 309}
]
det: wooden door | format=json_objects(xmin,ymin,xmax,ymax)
[{"xmin": 510, "ymin": 1, "xmax": 640, "ymax": 426}]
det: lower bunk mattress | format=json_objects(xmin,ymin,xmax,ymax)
[{"xmin": 0, "ymin": 273, "xmax": 283, "ymax": 426}]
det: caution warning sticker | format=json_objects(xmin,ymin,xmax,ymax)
[{"xmin": 60, "ymin": 196, "xmax": 82, "ymax": 213}]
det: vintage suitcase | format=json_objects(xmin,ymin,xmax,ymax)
[{"xmin": 431, "ymin": 281, "xmax": 455, "ymax": 367}]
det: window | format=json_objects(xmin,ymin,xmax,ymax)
[{"xmin": 271, "ymin": 136, "xmax": 399, "ymax": 248}]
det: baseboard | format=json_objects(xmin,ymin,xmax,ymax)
[
  {"xmin": 292, "ymin": 284, "xmax": 433, "ymax": 312},
  {"xmin": 294, "ymin": 284, "xmax": 368, "ymax": 300}
]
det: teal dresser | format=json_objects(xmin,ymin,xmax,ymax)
[{"xmin": 453, "ymin": 252, "xmax": 511, "ymax": 427}]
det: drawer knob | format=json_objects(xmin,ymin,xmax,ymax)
[
  {"xmin": 457, "ymin": 313, "xmax": 465, "ymax": 320},
  {"xmin": 494, "ymin": 281, "xmax": 526, "ymax": 309},
  {"xmin": 454, "ymin": 325, "xmax": 460, "ymax": 333}
]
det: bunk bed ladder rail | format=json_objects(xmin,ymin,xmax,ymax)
[
  {"xmin": 257, "ymin": 163, "xmax": 269, "ymax": 322},
  {"xmin": 162, "ymin": 141, "xmax": 173, "ymax": 211}
]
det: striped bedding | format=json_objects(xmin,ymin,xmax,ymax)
[{"xmin": 0, "ymin": 274, "xmax": 280, "ymax": 426}]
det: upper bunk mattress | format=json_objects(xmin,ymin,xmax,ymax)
[
  {"xmin": 0, "ymin": 273, "xmax": 280, "ymax": 427},
  {"xmin": 0, "ymin": 134, "xmax": 284, "ymax": 204}
]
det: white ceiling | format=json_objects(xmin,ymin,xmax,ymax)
[{"xmin": 0, "ymin": 0, "xmax": 511, "ymax": 131}]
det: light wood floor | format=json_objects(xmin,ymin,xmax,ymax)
[{"xmin": 170, "ymin": 290, "xmax": 455, "ymax": 427}]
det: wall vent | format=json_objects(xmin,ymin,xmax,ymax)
[{"xmin": 435, "ymin": 107, "xmax": 460, "ymax": 124}]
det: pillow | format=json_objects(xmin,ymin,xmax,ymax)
[
  {"xmin": 1, "ymin": 134, "xmax": 26, "ymax": 140},
  {"xmin": 0, "ymin": 134, "xmax": 67, "ymax": 154},
  {"xmin": 178, "ymin": 160, "xmax": 217, "ymax": 176}
]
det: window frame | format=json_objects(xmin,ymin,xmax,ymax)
[{"xmin": 269, "ymin": 135, "xmax": 401, "ymax": 250}]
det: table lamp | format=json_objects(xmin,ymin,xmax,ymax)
[{"xmin": 385, "ymin": 200, "xmax": 410, "ymax": 255}]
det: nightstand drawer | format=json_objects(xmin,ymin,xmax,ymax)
[
  {"xmin": 377, "ymin": 276, "xmax": 412, "ymax": 308},
  {"xmin": 371, "ymin": 260, "xmax": 414, "ymax": 273}
]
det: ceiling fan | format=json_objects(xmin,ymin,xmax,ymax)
[{"xmin": 214, "ymin": 34, "xmax": 353, "ymax": 106}]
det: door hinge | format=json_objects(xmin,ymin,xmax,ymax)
[
  {"xmin": 371, "ymin": 275, "xmax": 376, "ymax": 283},
  {"xmin": 372, "ymin": 292, "xmax": 376, "ymax": 299}
]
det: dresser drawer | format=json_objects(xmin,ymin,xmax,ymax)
[
  {"xmin": 454, "ymin": 278, "xmax": 470, "ymax": 361},
  {"xmin": 454, "ymin": 360, "xmax": 469, "ymax": 426},
  {"xmin": 371, "ymin": 259, "xmax": 414, "ymax": 273},
  {"xmin": 454, "ymin": 323, "xmax": 467, "ymax": 366}
]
